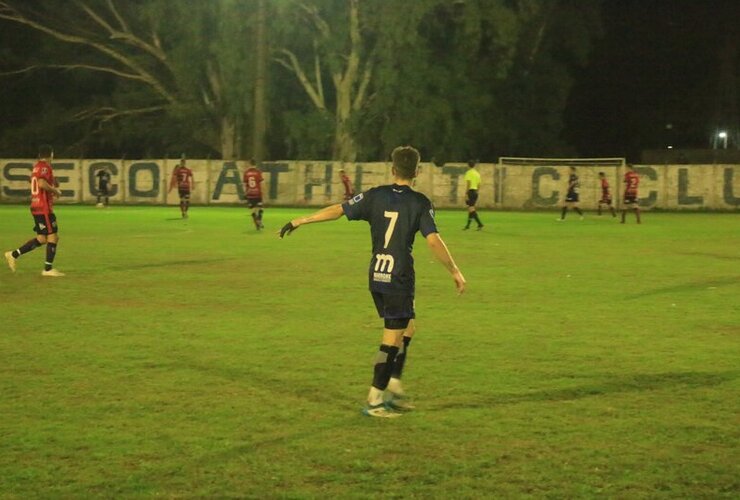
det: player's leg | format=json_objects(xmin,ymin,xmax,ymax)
[
  {"xmin": 41, "ymin": 214, "xmax": 63, "ymax": 276},
  {"xmin": 5, "ymin": 214, "xmax": 50, "ymax": 271},
  {"xmin": 559, "ymin": 203, "xmax": 568, "ymax": 220},
  {"xmin": 365, "ymin": 325, "xmax": 404, "ymax": 416},
  {"xmin": 464, "ymin": 204, "xmax": 473, "ymax": 229},
  {"xmin": 634, "ymin": 205, "xmax": 641, "ymax": 224},
  {"xmin": 621, "ymin": 205, "xmax": 627, "ymax": 223},
  {"xmin": 183, "ymin": 193, "xmax": 190, "ymax": 217},
  {"xmin": 609, "ymin": 200, "xmax": 616, "ymax": 217},
  {"xmin": 364, "ymin": 292, "xmax": 404, "ymax": 417},
  {"xmin": 5, "ymin": 236, "xmax": 45, "ymax": 272},
  {"xmin": 386, "ymin": 318, "xmax": 416, "ymax": 411},
  {"xmin": 257, "ymin": 201, "xmax": 264, "ymax": 229},
  {"xmin": 573, "ymin": 203, "xmax": 584, "ymax": 218},
  {"xmin": 597, "ymin": 201, "xmax": 603, "ymax": 216}
]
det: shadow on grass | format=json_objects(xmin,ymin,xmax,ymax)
[
  {"xmin": 108, "ymin": 257, "xmax": 236, "ymax": 271},
  {"xmin": 625, "ymin": 276, "xmax": 740, "ymax": 299},
  {"xmin": 431, "ymin": 370, "xmax": 738, "ymax": 409},
  {"xmin": 676, "ymin": 251, "xmax": 740, "ymax": 262}
]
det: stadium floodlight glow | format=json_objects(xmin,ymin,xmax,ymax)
[
  {"xmin": 667, "ymin": 145, "xmax": 673, "ymax": 149},
  {"xmin": 718, "ymin": 131, "xmax": 727, "ymax": 139}
]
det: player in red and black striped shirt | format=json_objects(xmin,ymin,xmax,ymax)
[
  {"xmin": 4, "ymin": 144, "xmax": 65, "ymax": 277},
  {"xmin": 169, "ymin": 158, "xmax": 194, "ymax": 219},
  {"xmin": 243, "ymin": 159, "xmax": 264, "ymax": 230},
  {"xmin": 597, "ymin": 172, "xmax": 616, "ymax": 217},
  {"xmin": 621, "ymin": 164, "xmax": 641, "ymax": 224}
]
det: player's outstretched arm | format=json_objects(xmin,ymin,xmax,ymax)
[
  {"xmin": 279, "ymin": 203, "xmax": 344, "ymax": 238},
  {"xmin": 425, "ymin": 232, "xmax": 466, "ymax": 294}
]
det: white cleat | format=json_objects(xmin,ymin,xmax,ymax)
[
  {"xmin": 362, "ymin": 403, "xmax": 401, "ymax": 418},
  {"xmin": 4, "ymin": 251, "xmax": 16, "ymax": 272},
  {"xmin": 41, "ymin": 269, "xmax": 65, "ymax": 277}
]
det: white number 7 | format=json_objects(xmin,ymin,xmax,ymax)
[{"xmin": 383, "ymin": 211, "xmax": 398, "ymax": 248}]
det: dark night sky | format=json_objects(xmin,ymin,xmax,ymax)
[{"xmin": 564, "ymin": 0, "xmax": 739, "ymax": 161}]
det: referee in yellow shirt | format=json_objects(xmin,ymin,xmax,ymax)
[{"xmin": 463, "ymin": 159, "xmax": 484, "ymax": 230}]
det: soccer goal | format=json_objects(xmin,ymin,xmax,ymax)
[{"xmin": 495, "ymin": 156, "xmax": 627, "ymax": 210}]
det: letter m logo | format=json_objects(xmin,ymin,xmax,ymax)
[{"xmin": 374, "ymin": 254, "xmax": 395, "ymax": 273}]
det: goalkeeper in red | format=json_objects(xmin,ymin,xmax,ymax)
[
  {"xmin": 4, "ymin": 144, "xmax": 65, "ymax": 276},
  {"xmin": 279, "ymin": 145, "xmax": 466, "ymax": 418}
]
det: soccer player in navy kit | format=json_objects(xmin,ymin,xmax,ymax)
[
  {"xmin": 279, "ymin": 146, "xmax": 466, "ymax": 417},
  {"xmin": 557, "ymin": 166, "xmax": 584, "ymax": 221}
]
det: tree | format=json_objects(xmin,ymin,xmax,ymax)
[{"xmin": 0, "ymin": 0, "xmax": 258, "ymax": 158}]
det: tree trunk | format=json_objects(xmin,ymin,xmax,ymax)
[
  {"xmin": 252, "ymin": 0, "xmax": 268, "ymax": 161},
  {"xmin": 221, "ymin": 115, "xmax": 237, "ymax": 159},
  {"xmin": 333, "ymin": 74, "xmax": 357, "ymax": 161}
]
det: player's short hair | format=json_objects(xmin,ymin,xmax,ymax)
[
  {"xmin": 626, "ymin": 163, "xmax": 634, "ymax": 170},
  {"xmin": 391, "ymin": 146, "xmax": 420, "ymax": 179},
  {"xmin": 467, "ymin": 159, "xmax": 478, "ymax": 168},
  {"xmin": 38, "ymin": 144, "xmax": 53, "ymax": 159},
  {"xmin": 598, "ymin": 171, "xmax": 605, "ymax": 176}
]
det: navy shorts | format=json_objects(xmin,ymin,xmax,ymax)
[
  {"xmin": 599, "ymin": 196, "xmax": 612, "ymax": 204},
  {"xmin": 247, "ymin": 197, "xmax": 263, "ymax": 208},
  {"xmin": 624, "ymin": 194, "xmax": 638, "ymax": 205},
  {"xmin": 465, "ymin": 189, "xmax": 479, "ymax": 207},
  {"xmin": 565, "ymin": 191, "xmax": 579, "ymax": 203},
  {"xmin": 98, "ymin": 184, "xmax": 109, "ymax": 196},
  {"xmin": 178, "ymin": 188, "xmax": 191, "ymax": 199},
  {"xmin": 371, "ymin": 291, "xmax": 415, "ymax": 320},
  {"xmin": 32, "ymin": 212, "xmax": 58, "ymax": 235}
]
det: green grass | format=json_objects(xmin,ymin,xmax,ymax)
[{"xmin": 1, "ymin": 204, "xmax": 738, "ymax": 498}]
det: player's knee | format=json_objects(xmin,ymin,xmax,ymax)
[
  {"xmin": 385, "ymin": 317, "xmax": 410, "ymax": 330},
  {"xmin": 36, "ymin": 235, "xmax": 47, "ymax": 244}
]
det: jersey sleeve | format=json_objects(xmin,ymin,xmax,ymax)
[
  {"xmin": 419, "ymin": 197, "xmax": 438, "ymax": 236},
  {"xmin": 342, "ymin": 189, "xmax": 372, "ymax": 221}
]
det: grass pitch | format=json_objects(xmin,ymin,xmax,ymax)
[{"xmin": 1, "ymin": 204, "xmax": 738, "ymax": 498}]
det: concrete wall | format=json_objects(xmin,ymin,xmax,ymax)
[{"xmin": 1, "ymin": 159, "xmax": 738, "ymax": 210}]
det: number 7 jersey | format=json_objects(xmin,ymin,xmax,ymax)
[{"xmin": 342, "ymin": 184, "xmax": 438, "ymax": 295}]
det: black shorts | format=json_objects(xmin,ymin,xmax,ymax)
[
  {"xmin": 371, "ymin": 291, "xmax": 415, "ymax": 320},
  {"xmin": 599, "ymin": 196, "xmax": 612, "ymax": 205},
  {"xmin": 32, "ymin": 212, "xmax": 58, "ymax": 235},
  {"xmin": 247, "ymin": 197, "xmax": 263, "ymax": 208},
  {"xmin": 465, "ymin": 189, "xmax": 479, "ymax": 207},
  {"xmin": 98, "ymin": 184, "xmax": 109, "ymax": 196},
  {"xmin": 178, "ymin": 189, "xmax": 191, "ymax": 199},
  {"xmin": 565, "ymin": 191, "xmax": 579, "ymax": 203},
  {"xmin": 624, "ymin": 194, "xmax": 638, "ymax": 205}
]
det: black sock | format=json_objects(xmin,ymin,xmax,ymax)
[
  {"xmin": 105, "ymin": 196, "xmax": 109, "ymax": 206},
  {"xmin": 597, "ymin": 205, "xmax": 602, "ymax": 215},
  {"xmin": 372, "ymin": 344, "xmax": 399, "ymax": 391},
  {"xmin": 44, "ymin": 242, "xmax": 57, "ymax": 271},
  {"xmin": 258, "ymin": 209, "xmax": 264, "ymax": 223},
  {"xmin": 574, "ymin": 207, "xmax": 583, "ymax": 216},
  {"xmin": 472, "ymin": 211, "xmax": 483, "ymax": 227},
  {"xmin": 561, "ymin": 207, "xmax": 567, "ymax": 219},
  {"xmin": 465, "ymin": 213, "xmax": 471, "ymax": 228},
  {"xmin": 635, "ymin": 208, "xmax": 641, "ymax": 223},
  {"xmin": 390, "ymin": 336, "xmax": 412, "ymax": 379},
  {"xmin": 97, "ymin": 195, "xmax": 102, "ymax": 204},
  {"xmin": 185, "ymin": 200, "xmax": 190, "ymax": 213},
  {"xmin": 12, "ymin": 238, "xmax": 42, "ymax": 258}
]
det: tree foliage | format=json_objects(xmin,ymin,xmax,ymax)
[{"xmin": 0, "ymin": 0, "xmax": 602, "ymax": 160}]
